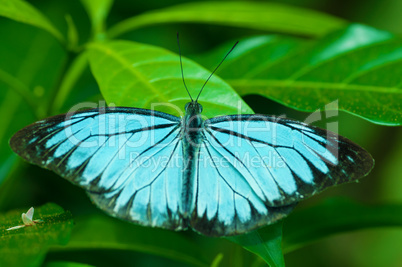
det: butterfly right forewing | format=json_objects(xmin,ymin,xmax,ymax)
[
  {"xmin": 203, "ymin": 114, "xmax": 373, "ymax": 205},
  {"xmin": 189, "ymin": 114, "xmax": 374, "ymax": 236}
]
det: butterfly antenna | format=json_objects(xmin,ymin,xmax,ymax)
[
  {"xmin": 195, "ymin": 41, "xmax": 239, "ymax": 102},
  {"xmin": 177, "ymin": 33, "xmax": 193, "ymax": 101}
]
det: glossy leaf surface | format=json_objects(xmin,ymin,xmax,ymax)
[
  {"xmin": 196, "ymin": 25, "xmax": 402, "ymax": 125},
  {"xmin": 87, "ymin": 40, "xmax": 253, "ymax": 118}
]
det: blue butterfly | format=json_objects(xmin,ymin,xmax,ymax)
[{"xmin": 9, "ymin": 43, "xmax": 374, "ymax": 236}]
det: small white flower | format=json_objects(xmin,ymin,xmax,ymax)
[{"xmin": 6, "ymin": 207, "xmax": 43, "ymax": 231}]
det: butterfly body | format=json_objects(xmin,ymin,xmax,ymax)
[{"xmin": 181, "ymin": 101, "xmax": 204, "ymax": 217}]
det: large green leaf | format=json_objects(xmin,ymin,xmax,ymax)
[
  {"xmin": 87, "ymin": 40, "xmax": 252, "ymax": 118},
  {"xmin": 196, "ymin": 24, "xmax": 402, "ymax": 125},
  {"xmin": 0, "ymin": 0, "xmax": 64, "ymax": 43},
  {"xmin": 52, "ymin": 214, "xmax": 209, "ymax": 267},
  {"xmin": 0, "ymin": 203, "xmax": 74, "ymax": 267},
  {"xmin": 282, "ymin": 199, "xmax": 402, "ymax": 254},
  {"xmin": 107, "ymin": 2, "xmax": 346, "ymax": 38}
]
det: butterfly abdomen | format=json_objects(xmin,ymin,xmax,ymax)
[{"xmin": 180, "ymin": 102, "xmax": 204, "ymax": 217}]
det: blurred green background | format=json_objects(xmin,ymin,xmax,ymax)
[{"xmin": 0, "ymin": 0, "xmax": 401, "ymax": 266}]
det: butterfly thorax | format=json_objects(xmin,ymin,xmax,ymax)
[
  {"xmin": 183, "ymin": 101, "xmax": 204, "ymax": 143},
  {"xmin": 180, "ymin": 101, "xmax": 204, "ymax": 216}
]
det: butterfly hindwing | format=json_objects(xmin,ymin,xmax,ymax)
[
  {"xmin": 191, "ymin": 138, "xmax": 296, "ymax": 236},
  {"xmin": 10, "ymin": 107, "xmax": 187, "ymax": 230},
  {"xmin": 88, "ymin": 139, "xmax": 186, "ymax": 230}
]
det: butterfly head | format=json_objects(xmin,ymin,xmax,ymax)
[
  {"xmin": 185, "ymin": 101, "xmax": 203, "ymax": 115},
  {"xmin": 177, "ymin": 33, "xmax": 238, "ymax": 115}
]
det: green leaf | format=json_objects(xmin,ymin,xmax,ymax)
[
  {"xmin": 0, "ymin": 0, "xmax": 64, "ymax": 43},
  {"xmin": 53, "ymin": 214, "xmax": 209, "ymax": 267},
  {"xmin": 199, "ymin": 24, "xmax": 402, "ymax": 125},
  {"xmin": 282, "ymin": 198, "xmax": 402, "ymax": 254},
  {"xmin": 226, "ymin": 222, "xmax": 285, "ymax": 267},
  {"xmin": 87, "ymin": 40, "xmax": 252, "ymax": 118},
  {"xmin": 108, "ymin": 2, "xmax": 346, "ymax": 38},
  {"xmin": 0, "ymin": 203, "xmax": 74, "ymax": 267},
  {"xmin": 80, "ymin": 0, "xmax": 114, "ymax": 39}
]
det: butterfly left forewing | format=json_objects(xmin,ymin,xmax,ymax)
[{"xmin": 10, "ymin": 107, "xmax": 188, "ymax": 230}]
